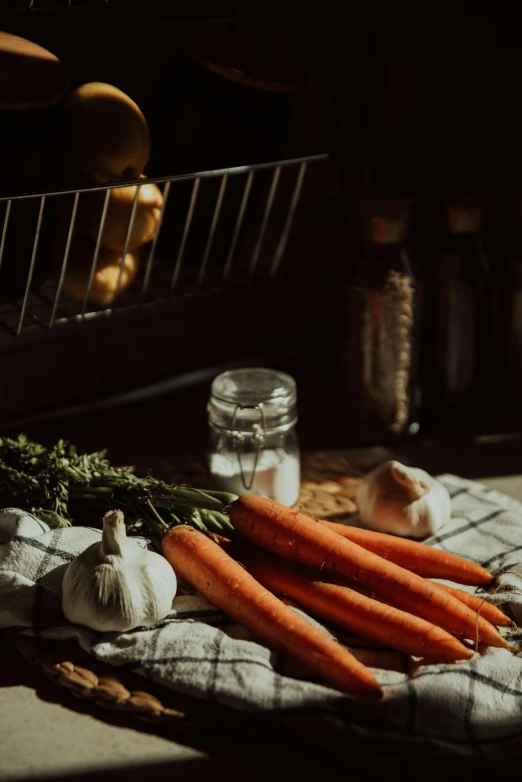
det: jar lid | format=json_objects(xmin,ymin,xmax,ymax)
[
  {"xmin": 354, "ymin": 198, "xmax": 413, "ymax": 245},
  {"xmin": 208, "ymin": 367, "xmax": 297, "ymax": 433},
  {"xmin": 444, "ymin": 193, "xmax": 488, "ymax": 234}
]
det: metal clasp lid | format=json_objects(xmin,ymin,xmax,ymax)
[{"xmin": 231, "ymin": 403, "xmax": 268, "ymax": 491}]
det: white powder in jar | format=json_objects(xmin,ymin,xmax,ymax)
[{"xmin": 209, "ymin": 448, "xmax": 300, "ymax": 507}]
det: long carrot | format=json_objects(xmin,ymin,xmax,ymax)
[
  {"xmin": 229, "ymin": 495, "xmax": 507, "ymax": 648},
  {"xmin": 319, "ymin": 521, "xmax": 493, "ymax": 586},
  {"xmin": 433, "ymin": 582, "xmax": 515, "ymax": 628},
  {"xmin": 234, "ymin": 545, "xmax": 473, "ymax": 663},
  {"xmin": 161, "ymin": 525, "xmax": 382, "ymax": 701}
]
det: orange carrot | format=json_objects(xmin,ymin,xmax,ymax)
[
  {"xmin": 319, "ymin": 521, "xmax": 493, "ymax": 586},
  {"xmin": 229, "ymin": 495, "xmax": 506, "ymax": 648},
  {"xmin": 433, "ymin": 582, "xmax": 515, "ymax": 628},
  {"xmin": 161, "ymin": 525, "xmax": 382, "ymax": 701},
  {"xmin": 235, "ymin": 545, "xmax": 473, "ymax": 663}
]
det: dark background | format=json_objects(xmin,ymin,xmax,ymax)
[{"xmin": 1, "ymin": 1, "xmax": 522, "ymax": 462}]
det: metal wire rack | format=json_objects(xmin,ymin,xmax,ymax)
[
  {"xmin": 0, "ymin": 155, "xmax": 321, "ymax": 350},
  {"xmin": 0, "ymin": 1, "xmax": 352, "ymax": 425}
]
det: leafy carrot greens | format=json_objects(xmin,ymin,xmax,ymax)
[{"xmin": 0, "ymin": 434, "xmax": 235, "ymax": 542}]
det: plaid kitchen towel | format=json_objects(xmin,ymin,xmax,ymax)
[{"xmin": 2, "ymin": 475, "xmax": 522, "ymax": 761}]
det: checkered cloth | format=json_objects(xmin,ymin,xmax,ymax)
[{"xmin": 2, "ymin": 475, "xmax": 522, "ymax": 760}]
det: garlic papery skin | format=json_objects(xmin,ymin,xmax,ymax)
[
  {"xmin": 61, "ymin": 509, "xmax": 177, "ymax": 632},
  {"xmin": 356, "ymin": 460, "xmax": 451, "ymax": 539}
]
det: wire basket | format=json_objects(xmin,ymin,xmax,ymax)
[{"xmin": 0, "ymin": 154, "xmax": 323, "ymax": 428}]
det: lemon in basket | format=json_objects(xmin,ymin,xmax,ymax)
[
  {"xmin": 62, "ymin": 246, "xmax": 139, "ymax": 306},
  {"xmin": 80, "ymin": 177, "xmax": 163, "ymax": 252},
  {"xmin": 64, "ymin": 82, "xmax": 150, "ymax": 184}
]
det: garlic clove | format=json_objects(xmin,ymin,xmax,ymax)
[
  {"xmin": 357, "ymin": 460, "xmax": 451, "ymax": 539},
  {"xmin": 62, "ymin": 509, "xmax": 177, "ymax": 633},
  {"xmin": 385, "ymin": 462, "xmax": 430, "ymax": 503}
]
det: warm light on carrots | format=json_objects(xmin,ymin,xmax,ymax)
[
  {"xmin": 433, "ymin": 582, "xmax": 515, "ymax": 628},
  {"xmin": 229, "ymin": 495, "xmax": 507, "ymax": 649},
  {"xmin": 319, "ymin": 521, "xmax": 493, "ymax": 586},
  {"xmin": 234, "ymin": 545, "xmax": 474, "ymax": 663},
  {"xmin": 161, "ymin": 525, "xmax": 382, "ymax": 701}
]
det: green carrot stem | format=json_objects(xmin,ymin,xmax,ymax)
[{"xmin": 145, "ymin": 500, "xmax": 170, "ymax": 535}]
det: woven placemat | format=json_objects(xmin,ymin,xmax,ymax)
[
  {"xmin": 159, "ymin": 451, "xmax": 362, "ymax": 520},
  {"xmin": 298, "ymin": 452, "xmax": 360, "ymax": 519},
  {"xmin": 4, "ymin": 630, "xmax": 213, "ymax": 733},
  {"xmin": 5, "ymin": 453, "xmax": 363, "ymax": 733}
]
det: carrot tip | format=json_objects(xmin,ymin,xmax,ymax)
[{"xmin": 492, "ymin": 571, "xmax": 521, "ymax": 584}]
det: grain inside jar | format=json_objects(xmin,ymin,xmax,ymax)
[{"xmin": 335, "ymin": 199, "xmax": 422, "ymax": 444}]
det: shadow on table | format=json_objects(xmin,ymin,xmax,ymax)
[
  {"xmin": 6, "ymin": 752, "xmax": 522, "ymax": 782},
  {"xmin": 3, "ymin": 641, "xmax": 522, "ymax": 782}
]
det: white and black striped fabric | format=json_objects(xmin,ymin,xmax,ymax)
[{"xmin": 2, "ymin": 475, "xmax": 522, "ymax": 760}]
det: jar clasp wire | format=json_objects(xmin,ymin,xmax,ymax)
[{"xmin": 231, "ymin": 404, "xmax": 267, "ymax": 491}]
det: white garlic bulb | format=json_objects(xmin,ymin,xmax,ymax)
[
  {"xmin": 356, "ymin": 460, "xmax": 451, "ymax": 539},
  {"xmin": 62, "ymin": 509, "xmax": 177, "ymax": 632}
]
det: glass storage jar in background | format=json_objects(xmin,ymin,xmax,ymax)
[
  {"xmin": 207, "ymin": 368, "xmax": 300, "ymax": 506},
  {"xmin": 492, "ymin": 193, "xmax": 522, "ymax": 409},
  {"xmin": 421, "ymin": 194, "xmax": 490, "ymax": 429},
  {"xmin": 335, "ymin": 198, "xmax": 422, "ymax": 444}
]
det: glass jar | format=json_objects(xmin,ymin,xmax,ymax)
[
  {"xmin": 493, "ymin": 193, "xmax": 522, "ymax": 408},
  {"xmin": 207, "ymin": 368, "xmax": 300, "ymax": 506},
  {"xmin": 336, "ymin": 198, "xmax": 422, "ymax": 444},
  {"xmin": 421, "ymin": 194, "xmax": 490, "ymax": 429}
]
